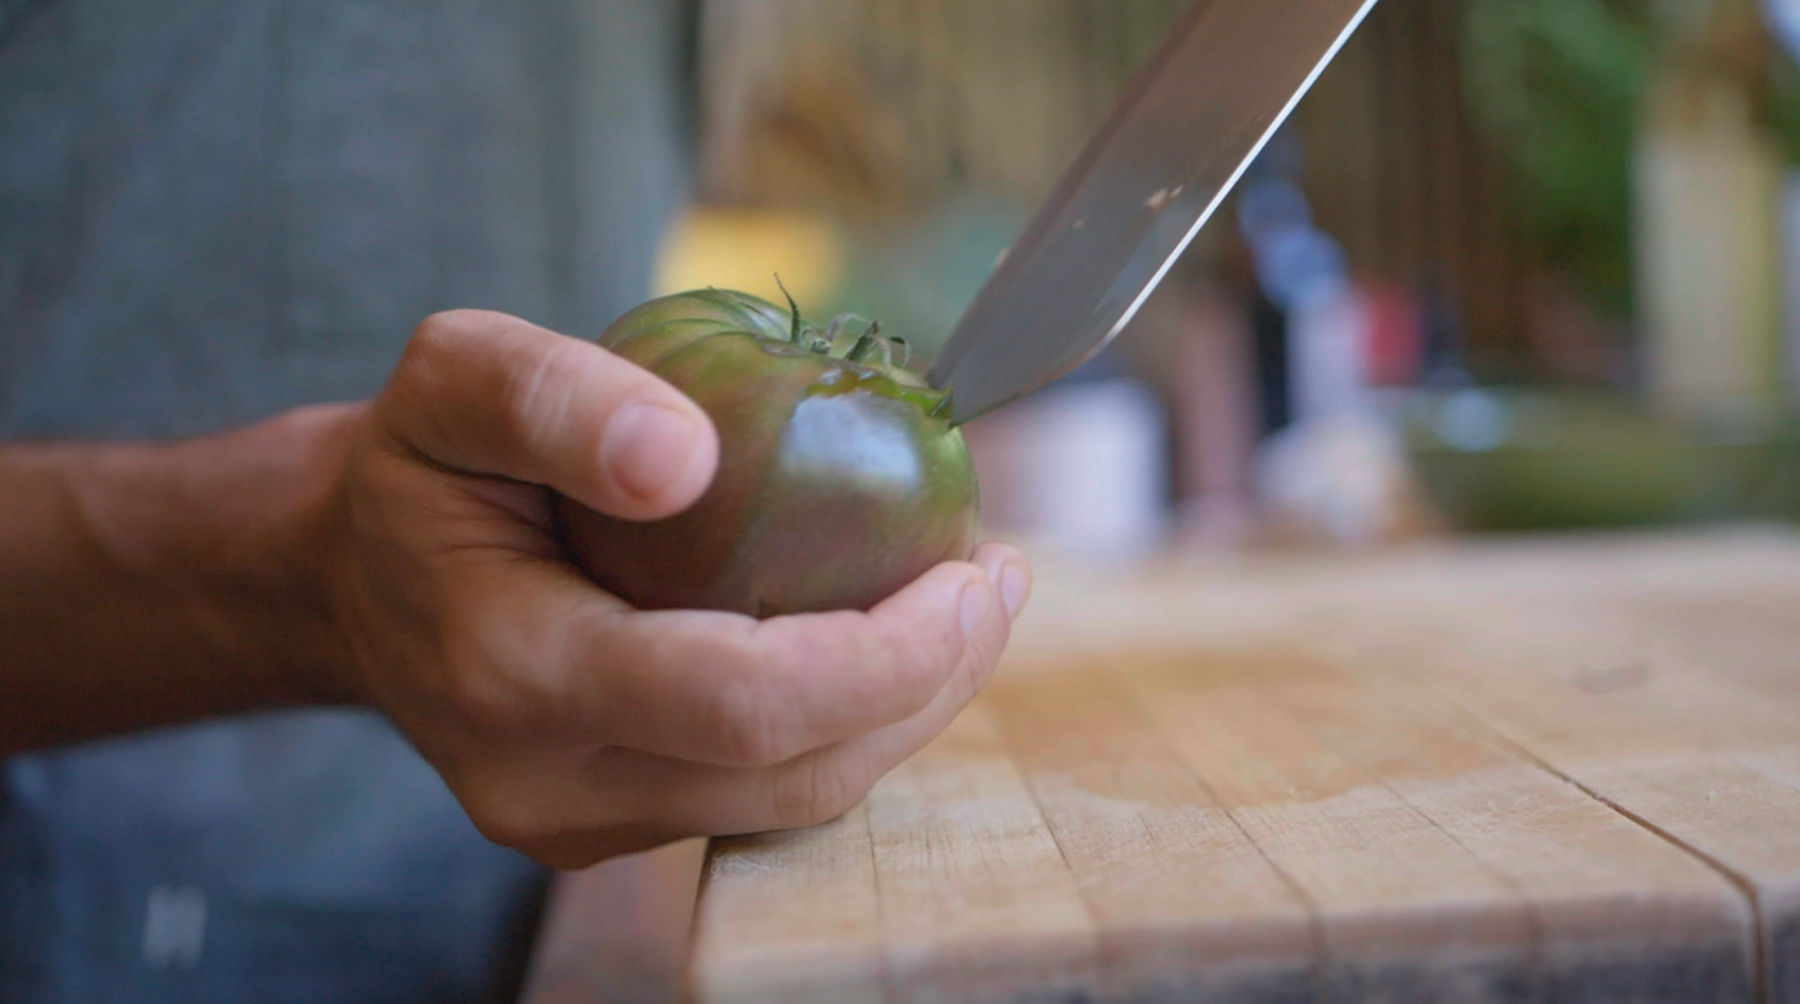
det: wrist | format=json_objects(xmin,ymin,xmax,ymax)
[
  {"xmin": 0, "ymin": 404, "xmax": 372, "ymax": 752},
  {"xmin": 223, "ymin": 404, "xmax": 369, "ymax": 707},
  {"xmin": 75, "ymin": 404, "xmax": 368, "ymax": 710}
]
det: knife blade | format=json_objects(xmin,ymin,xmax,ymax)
[{"xmin": 926, "ymin": 0, "xmax": 1381, "ymax": 425}]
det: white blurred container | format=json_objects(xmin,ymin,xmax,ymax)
[
  {"xmin": 1289, "ymin": 284, "xmax": 1370, "ymax": 426},
  {"xmin": 1635, "ymin": 11, "xmax": 1784, "ymax": 419},
  {"xmin": 964, "ymin": 378, "xmax": 1168, "ymax": 564},
  {"xmin": 1256, "ymin": 410, "xmax": 1422, "ymax": 547}
]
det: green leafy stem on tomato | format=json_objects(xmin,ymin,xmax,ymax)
[{"xmin": 765, "ymin": 283, "xmax": 953, "ymax": 420}]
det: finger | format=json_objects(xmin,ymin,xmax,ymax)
[
  {"xmin": 375, "ymin": 309, "xmax": 718, "ymax": 521},
  {"xmin": 428, "ymin": 541, "xmax": 1030, "ymax": 766},
  {"xmin": 687, "ymin": 545, "xmax": 1023, "ymax": 833},
  {"xmin": 457, "ymin": 563, "xmax": 1021, "ymax": 868},
  {"xmin": 580, "ymin": 553, "xmax": 1020, "ymax": 767},
  {"xmin": 969, "ymin": 541, "xmax": 1032, "ymax": 624},
  {"xmin": 436, "ymin": 546, "xmax": 995, "ymax": 765}
]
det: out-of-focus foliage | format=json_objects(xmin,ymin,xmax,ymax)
[
  {"xmin": 1463, "ymin": 0, "xmax": 1800, "ymax": 318},
  {"xmin": 1461, "ymin": 0, "xmax": 1656, "ymax": 316},
  {"xmin": 1774, "ymin": 51, "xmax": 1800, "ymax": 161},
  {"xmin": 1762, "ymin": 0, "xmax": 1800, "ymax": 159}
]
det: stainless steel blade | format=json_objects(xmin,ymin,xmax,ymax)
[{"xmin": 927, "ymin": 0, "xmax": 1380, "ymax": 424}]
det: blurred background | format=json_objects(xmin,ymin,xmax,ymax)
[{"xmin": 656, "ymin": 0, "xmax": 1800, "ymax": 565}]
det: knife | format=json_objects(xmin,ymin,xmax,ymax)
[{"xmin": 926, "ymin": 0, "xmax": 1381, "ymax": 425}]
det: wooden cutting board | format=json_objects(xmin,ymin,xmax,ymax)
[{"xmin": 686, "ymin": 528, "xmax": 1800, "ymax": 1004}]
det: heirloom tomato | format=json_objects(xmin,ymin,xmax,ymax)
[{"xmin": 555, "ymin": 288, "xmax": 979, "ymax": 617}]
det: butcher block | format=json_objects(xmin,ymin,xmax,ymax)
[{"xmin": 682, "ymin": 528, "xmax": 1800, "ymax": 1004}]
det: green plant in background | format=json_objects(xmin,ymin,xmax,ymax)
[
  {"xmin": 1773, "ymin": 0, "xmax": 1800, "ymax": 161},
  {"xmin": 1774, "ymin": 47, "xmax": 1800, "ymax": 162},
  {"xmin": 1463, "ymin": 0, "xmax": 1800, "ymax": 320},
  {"xmin": 1462, "ymin": 0, "xmax": 1656, "ymax": 318}
]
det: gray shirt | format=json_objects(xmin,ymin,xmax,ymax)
[{"xmin": 0, "ymin": 1, "xmax": 691, "ymax": 999}]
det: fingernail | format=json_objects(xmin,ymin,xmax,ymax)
[
  {"xmin": 604, "ymin": 401, "xmax": 702, "ymax": 502},
  {"xmin": 958, "ymin": 579, "xmax": 989, "ymax": 639},
  {"xmin": 1000, "ymin": 563, "xmax": 1029, "ymax": 620}
]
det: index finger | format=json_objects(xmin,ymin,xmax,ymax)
[
  {"xmin": 445, "ymin": 544, "xmax": 1028, "ymax": 767},
  {"xmin": 588, "ymin": 556, "xmax": 1002, "ymax": 768}
]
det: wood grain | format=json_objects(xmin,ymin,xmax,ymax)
[
  {"xmin": 685, "ymin": 529, "xmax": 1798, "ymax": 1003},
  {"xmin": 1117, "ymin": 654, "xmax": 1540, "ymax": 1003},
  {"xmin": 865, "ymin": 705, "xmax": 1101, "ymax": 1004},
  {"xmin": 691, "ymin": 708, "xmax": 1103, "ymax": 1004},
  {"xmin": 986, "ymin": 670, "xmax": 1318, "ymax": 1003},
  {"xmin": 1333, "ymin": 591, "xmax": 1800, "ymax": 1003},
  {"xmin": 689, "ymin": 807, "xmax": 885, "ymax": 1004},
  {"xmin": 1262, "ymin": 657, "xmax": 1754, "ymax": 1003}
]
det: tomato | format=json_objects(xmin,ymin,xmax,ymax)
[{"xmin": 555, "ymin": 289, "xmax": 980, "ymax": 617}]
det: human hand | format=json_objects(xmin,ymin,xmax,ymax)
[{"xmin": 309, "ymin": 310, "xmax": 1030, "ymax": 869}]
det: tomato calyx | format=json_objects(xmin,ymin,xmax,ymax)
[
  {"xmin": 774, "ymin": 279, "xmax": 907, "ymax": 367},
  {"xmin": 770, "ymin": 280, "xmax": 951, "ymax": 419}
]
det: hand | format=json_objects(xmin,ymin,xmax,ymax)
[{"xmin": 311, "ymin": 310, "xmax": 1031, "ymax": 869}]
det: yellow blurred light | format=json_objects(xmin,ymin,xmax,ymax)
[{"xmin": 653, "ymin": 207, "xmax": 846, "ymax": 308}]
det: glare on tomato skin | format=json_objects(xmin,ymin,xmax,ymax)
[{"xmin": 555, "ymin": 289, "xmax": 980, "ymax": 618}]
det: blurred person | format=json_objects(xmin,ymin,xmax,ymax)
[{"xmin": 0, "ymin": 2, "xmax": 1030, "ymax": 1001}]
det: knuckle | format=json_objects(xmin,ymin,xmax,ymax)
[
  {"xmin": 441, "ymin": 645, "xmax": 543, "ymax": 735},
  {"xmin": 495, "ymin": 339, "xmax": 583, "ymax": 453},
  {"xmin": 399, "ymin": 310, "xmax": 514, "ymax": 394},
  {"xmin": 413, "ymin": 308, "xmax": 491, "ymax": 346},
  {"xmin": 390, "ymin": 315, "xmax": 464, "ymax": 404},
  {"xmin": 405, "ymin": 311, "xmax": 470, "ymax": 365},
  {"xmin": 845, "ymin": 620, "xmax": 945, "ymax": 714},
  {"xmin": 888, "ymin": 622, "xmax": 950, "ymax": 691},
  {"xmin": 707, "ymin": 674, "xmax": 798, "ymax": 769},
  {"xmin": 434, "ymin": 580, "xmax": 575, "ymax": 735},
  {"xmin": 772, "ymin": 756, "xmax": 864, "ymax": 831},
  {"xmin": 520, "ymin": 836, "xmax": 632, "ymax": 872},
  {"xmin": 461, "ymin": 792, "xmax": 549, "ymax": 851}
]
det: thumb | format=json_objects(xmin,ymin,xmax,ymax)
[{"xmin": 374, "ymin": 309, "xmax": 718, "ymax": 521}]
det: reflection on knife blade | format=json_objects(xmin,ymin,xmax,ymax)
[{"xmin": 927, "ymin": 0, "xmax": 1382, "ymax": 425}]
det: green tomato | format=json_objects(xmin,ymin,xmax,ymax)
[{"xmin": 555, "ymin": 289, "xmax": 980, "ymax": 617}]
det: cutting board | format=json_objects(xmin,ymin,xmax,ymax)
[{"xmin": 687, "ymin": 528, "xmax": 1800, "ymax": 1004}]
